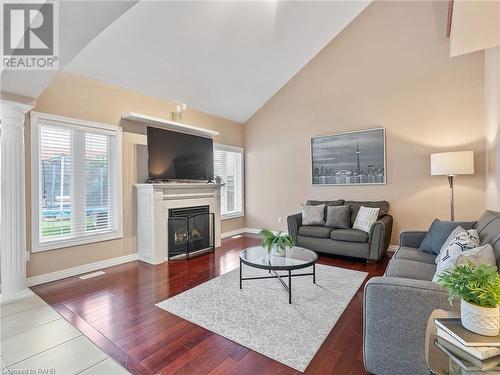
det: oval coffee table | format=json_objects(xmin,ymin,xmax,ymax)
[{"xmin": 239, "ymin": 246, "xmax": 318, "ymax": 304}]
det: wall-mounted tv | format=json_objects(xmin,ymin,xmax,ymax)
[{"xmin": 146, "ymin": 127, "xmax": 214, "ymax": 182}]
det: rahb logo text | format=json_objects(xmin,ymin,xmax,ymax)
[{"xmin": 2, "ymin": 1, "xmax": 58, "ymax": 70}]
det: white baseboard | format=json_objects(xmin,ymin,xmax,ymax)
[
  {"xmin": 27, "ymin": 253, "xmax": 138, "ymax": 287},
  {"xmin": 387, "ymin": 245, "xmax": 399, "ymax": 253},
  {"xmin": 242, "ymin": 228, "xmax": 282, "ymax": 235},
  {"xmin": 221, "ymin": 228, "xmax": 283, "ymax": 239},
  {"xmin": 221, "ymin": 228, "xmax": 247, "ymax": 238}
]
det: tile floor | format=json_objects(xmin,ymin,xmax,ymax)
[{"xmin": 1, "ymin": 294, "xmax": 129, "ymax": 374}]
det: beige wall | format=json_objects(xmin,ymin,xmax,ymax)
[
  {"xmin": 450, "ymin": 0, "xmax": 500, "ymax": 57},
  {"xmin": 485, "ymin": 46, "xmax": 500, "ymax": 210},
  {"xmin": 27, "ymin": 72, "xmax": 244, "ymax": 277},
  {"xmin": 244, "ymin": 0, "xmax": 486, "ymax": 244}
]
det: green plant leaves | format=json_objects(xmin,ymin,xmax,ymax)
[
  {"xmin": 259, "ymin": 228, "xmax": 295, "ymax": 253},
  {"xmin": 438, "ymin": 263, "xmax": 500, "ymax": 308}
]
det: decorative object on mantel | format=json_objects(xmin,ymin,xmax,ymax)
[
  {"xmin": 438, "ymin": 263, "xmax": 500, "ymax": 336},
  {"xmin": 171, "ymin": 103, "xmax": 187, "ymax": 122},
  {"xmin": 259, "ymin": 229, "xmax": 295, "ymax": 257},
  {"xmin": 214, "ymin": 175, "xmax": 225, "ymax": 202},
  {"xmin": 311, "ymin": 128, "xmax": 386, "ymax": 185},
  {"xmin": 431, "ymin": 151, "xmax": 474, "ymax": 221}
]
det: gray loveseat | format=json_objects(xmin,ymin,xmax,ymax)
[
  {"xmin": 363, "ymin": 210, "xmax": 500, "ymax": 375},
  {"xmin": 287, "ymin": 200, "xmax": 393, "ymax": 262}
]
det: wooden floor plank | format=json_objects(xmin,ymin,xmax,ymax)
[{"xmin": 32, "ymin": 233, "xmax": 389, "ymax": 375}]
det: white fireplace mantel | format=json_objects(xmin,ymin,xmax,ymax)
[{"xmin": 134, "ymin": 182, "xmax": 221, "ymax": 264}]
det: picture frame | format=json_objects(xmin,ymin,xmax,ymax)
[{"xmin": 311, "ymin": 128, "xmax": 386, "ymax": 186}]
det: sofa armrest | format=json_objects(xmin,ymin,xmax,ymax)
[
  {"xmin": 363, "ymin": 277, "xmax": 456, "ymax": 375},
  {"xmin": 368, "ymin": 215, "xmax": 393, "ymax": 261},
  {"xmin": 400, "ymin": 231, "xmax": 427, "ymax": 248},
  {"xmin": 287, "ymin": 213, "xmax": 302, "ymax": 243}
]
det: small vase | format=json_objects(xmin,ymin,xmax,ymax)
[
  {"xmin": 272, "ymin": 246, "xmax": 286, "ymax": 257},
  {"xmin": 461, "ymin": 299, "xmax": 500, "ymax": 336}
]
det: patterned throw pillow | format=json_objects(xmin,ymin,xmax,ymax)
[
  {"xmin": 432, "ymin": 229, "xmax": 481, "ymax": 282},
  {"xmin": 353, "ymin": 206, "xmax": 380, "ymax": 233},
  {"xmin": 301, "ymin": 204, "xmax": 325, "ymax": 226},
  {"xmin": 433, "ymin": 244, "xmax": 496, "ymax": 282},
  {"xmin": 435, "ymin": 226, "xmax": 465, "ymax": 264}
]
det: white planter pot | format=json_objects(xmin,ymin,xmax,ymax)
[
  {"xmin": 461, "ymin": 299, "xmax": 500, "ymax": 336},
  {"xmin": 272, "ymin": 246, "xmax": 286, "ymax": 257}
]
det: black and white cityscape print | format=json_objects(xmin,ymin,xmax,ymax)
[{"xmin": 311, "ymin": 128, "xmax": 386, "ymax": 185}]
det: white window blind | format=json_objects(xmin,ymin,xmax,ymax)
[
  {"xmin": 214, "ymin": 144, "xmax": 244, "ymax": 219},
  {"xmin": 31, "ymin": 112, "xmax": 122, "ymax": 251}
]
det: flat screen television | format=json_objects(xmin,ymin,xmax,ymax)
[{"xmin": 147, "ymin": 127, "xmax": 214, "ymax": 182}]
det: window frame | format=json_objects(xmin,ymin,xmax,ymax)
[
  {"xmin": 30, "ymin": 111, "xmax": 123, "ymax": 252},
  {"xmin": 214, "ymin": 143, "xmax": 245, "ymax": 221}
]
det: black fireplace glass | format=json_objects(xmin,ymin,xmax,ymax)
[{"xmin": 168, "ymin": 205, "xmax": 211, "ymax": 258}]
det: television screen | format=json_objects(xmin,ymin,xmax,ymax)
[{"xmin": 147, "ymin": 127, "xmax": 214, "ymax": 181}]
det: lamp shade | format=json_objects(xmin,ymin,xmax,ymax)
[{"xmin": 430, "ymin": 151, "xmax": 474, "ymax": 176}]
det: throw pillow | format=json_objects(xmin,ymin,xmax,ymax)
[
  {"xmin": 435, "ymin": 226, "xmax": 464, "ymax": 264},
  {"xmin": 433, "ymin": 243, "xmax": 495, "ymax": 282},
  {"xmin": 419, "ymin": 219, "xmax": 476, "ymax": 254},
  {"xmin": 325, "ymin": 205, "xmax": 351, "ymax": 229},
  {"xmin": 301, "ymin": 204, "xmax": 325, "ymax": 225},
  {"xmin": 353, "ymin": 206, "xmax": 380, "ymax": 233}
]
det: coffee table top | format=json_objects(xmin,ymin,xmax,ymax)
[{"xmin": 240, "ymin": 246, "xmax": 318, "ymax": 271}]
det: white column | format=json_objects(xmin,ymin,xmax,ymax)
[{"xmin": 0, "ymin": 99, "xmax": 35, "ymax": 304}]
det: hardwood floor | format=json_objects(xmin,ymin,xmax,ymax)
[{"xmin": 32, "ymin": 234, "xmax": 389, "ymax": 375}]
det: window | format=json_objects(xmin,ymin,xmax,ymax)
[
  {"xmin": 214, "ymin": 144, "xmax": 244, "ymax": 219},
  {"xmin": 31, "ymin": 112, "xmax": 122, "ymax": 251}
]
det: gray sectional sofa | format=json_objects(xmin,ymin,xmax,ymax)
[
  {"xmin": 363, "ymin": 210, "xmax": 500, "ymax": 375},
  {"xmin": 287, "ymin": 200, "xmax": 393, "ymax": 262}
]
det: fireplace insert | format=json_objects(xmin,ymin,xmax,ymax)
[{"xmin": 168, "ymin": 205, "xmax": 214, "ymax": 259}]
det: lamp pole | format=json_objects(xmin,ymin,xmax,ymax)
[{"xmin": 448, "ymin": 175, "xmax": 455, "ymax": 221}]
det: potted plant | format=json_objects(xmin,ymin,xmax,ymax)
[
  {"xmin": 259, "ymin": 229, "xmax": 295, "ymax": 257},
  {"xmin": 438, "ymin": 263, "xmax": 500, "ymax": 336}
]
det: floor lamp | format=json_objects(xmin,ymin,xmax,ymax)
[{"xmin": 431, "ymin": 151, "xmax": 474, "ymax": 221}]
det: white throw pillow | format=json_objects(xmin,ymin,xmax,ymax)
[
  {"xmin": 435, "ymin": 226, "xmax": 465, "ymax": 264},
  {"xmin": 353, "ymin": 206, "xmax": 380, "ymax": 233},
  {"xmin": 433, "ymin": 244, "xmax": 496, "ymax": 282},
  {"xmin": 301, "ymin": 204, "xmax": 325, "ymax": 226},
  {"xmin": 432, "ymin": 229, "xmax": 484, "ymax": 282}
]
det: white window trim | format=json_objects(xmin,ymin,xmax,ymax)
[
  {"xmin": 214, "ymin": 143, "xmax": 245, "ymax": 220},
  {"xmin": 30, "ymin": 111, "xmax": 123, "ymax": 252}
]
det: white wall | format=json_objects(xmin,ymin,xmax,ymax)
[{"xmin": 485, "ymin": 46, "xmax": 500, "ymax": 210}]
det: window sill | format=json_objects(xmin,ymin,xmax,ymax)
[
  {"xmin": 221, "ymin": 213, "xmax": 245, "ymax": 221},
  {"xmin": 32, "ymin": 231, "xmax": 123, "ymax": 252}
]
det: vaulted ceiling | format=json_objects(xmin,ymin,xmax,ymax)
[
  {"xmin": 2, "ymin": 1, "xmax": 371, "ymax": 123},
  {"xmin": 0, "ymin": 1, "xmax": 137, "ymax": 101}
]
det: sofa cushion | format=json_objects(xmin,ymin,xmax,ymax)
[
  {"xmin": 419, "ymin": 219, "xmax": 476, "ymax": 255},
  {"xmin": 475, "ymin": 210, "xmax": 500, "ymax": 266},
  {"xmin": 434, "ymin": 228, "xmax": 480, "ymax": 265},
  {"xmin": 325, "ymin": 205, "xmax": 351, "ymax": 229},
  {"xmin": 301, "ymin": 204, "xmax": 325, "ymax": 225},
  {"xmin": 433, "ymin": 244, "xmax": 496, "ymax": 282},
  {"xmin": 306, "ymin": 199, "xmax": 345, "ymax": 207},
  {"xmin": 307, "ymin": 200, "xmax": 345, "ymax": 219},
  {"xmin": 353, "ymin": 206, "xmax": 380, "ymax": 233},
  {"xmin": 384, "ymin": 259, "xmax": 436, "ymax": 281},
  {"xmin": 345, "ymin": 200, "xmax": 390, "ymax": 226},
  {"xmin": 298, "ymin": 225, "xmax": 333, "ymax": 239},
  {"xmin": 330, "ymin": 229, "xmax": 368, "ymax": 243},
  {"xmin": 393, "ymin": 246, "xmax": 437, "ymax": 264}
]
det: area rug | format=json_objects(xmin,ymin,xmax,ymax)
[{"xmin": 156, "ymin": 264, "xmax": 367, "ymax": 372}]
